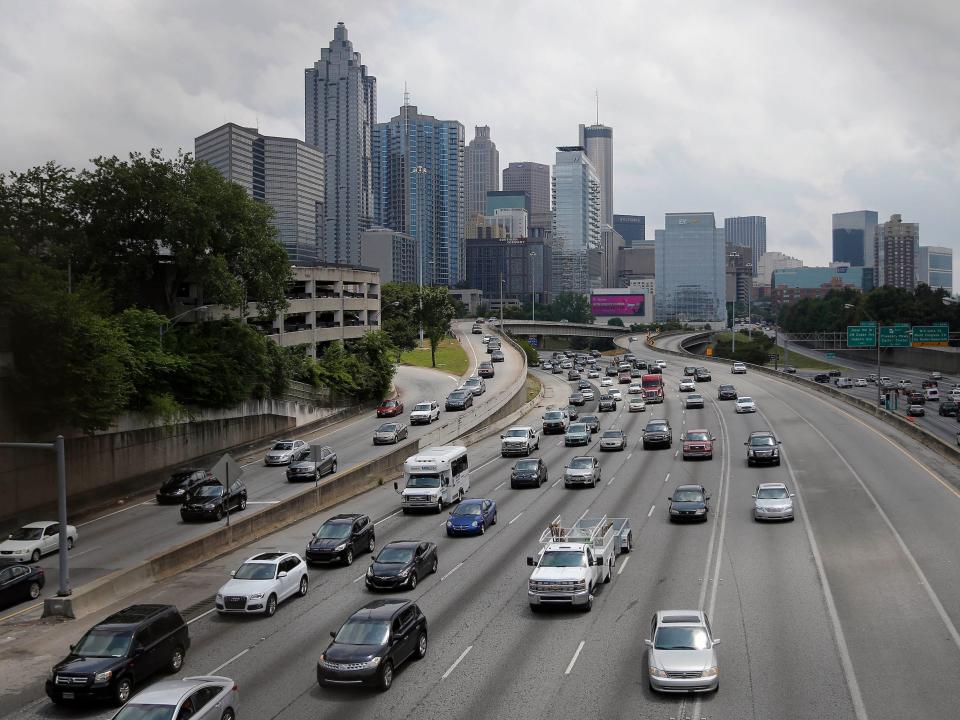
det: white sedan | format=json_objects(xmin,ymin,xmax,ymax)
[
  {"xmin": 735, "ymin": 396, "xmax": 757, "ymax": 413},
  {"xmin": 609, "ymin": 389, "xmax": 623, "ymax": 401},
  {"xmin": 581, "ymin": 388, "xmax": 596, "ymax": 401},
  {"xmin": 0, "ymin": 521, "xmax": 78, "ymax": 563},
  {"xmin": 854, "ymin": 378, "xmax": 868, "ymax": 387},
  {"xmin": 679, "ymin": 379, "xmax": 696, "ymax": 392},
  {"xmin": 600, "ymin": 377, "xmax": 613, "ymax": 387},
  {"xmin": 588, "ymin": 369, "xmax": 600, "ymax": 378},
  {"xmin": 629, "ymin": 397, "xmax": 646, "ymax": 413},
  {"xmin": 628, "ymin": 383, "xmax": 643, "ymax": 395}
]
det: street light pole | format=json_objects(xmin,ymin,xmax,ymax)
[
  {"xmin": 413, "ymin": 165, "xmax": 429, "ymax": 345},
  {"xmin": 529, "ymin": 250, "xmax": 536, "ymax": 322},
  {"xmin": 160, "ymin": 306, "xmax": 209, "ymax": 348}
]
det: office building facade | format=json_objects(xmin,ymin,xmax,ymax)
[
  {"xmin": 916, "ymin": 246, "xmax": 953, "ymax": 293},
  {"xmin": 724, "ymin": 216, "xmax": 766, "ymax": 276},
  {"xmin": 552, "ymin": 146, "xmax": 601, "ymax": 251},
  {"xmin": 655, "ymin": 213, "xmax": 727, "ymax": 324},
  {"xmin": 770, "ymin": 266, "xmax": 866, "ymax": 309},
  {"xmin": 359, "ymin": 227, "xmax": 419, "ymax": 285},
  {"xmin": 372, "ymin": 104, "xmax": 465, "ymax": 287},
  {"xmin": 832, "ymin": 210, "xmax": 878, "ymax": 268},
  {"xmin": 503, "ymin": 162, "xmax": 551, "ymax": 216},
  {"xmin": 485, "ymin": 190, "xmax": 530, "ymax": 216},
  {"xmin": 465, "ymin": 126, "xmax": 499, "ymax": 221},
  {"xmin": 874, "ymin": 214, "xmax": 918, "ymax": 290},
  {"xmin": 579, "ymin": 124, "xmax": 614, "ymax": 226},
  {"xmin": 465, "ymin": 238, "xmax": 552, "ymax": 307},
  {"xmin": 196, "ymin": 123, "xmax": 324, "ymax": 264},
  {"xmin": 756, "ymin": 251, "xmax": 802, "ymax": 285},
  {"xmin": 613, "ymin": 214, "xmax": 646, "ymax": 247},
  {"xmin": 618, "ymin": 242, "xmax": 655, "ymax": 285},
  {"xmin": 305, "ymin": 22, "xmax": 377, "ymax": 266}
]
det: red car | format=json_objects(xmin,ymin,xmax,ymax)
[
  {"xmin": 376, "ymin": 399, "xmax": 404, "ymax": 417},
  {"xmin": 682, "ymin": 429, "xmax": 715, "ymax": 461}
]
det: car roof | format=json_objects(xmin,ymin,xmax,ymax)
[
  {"xmin": 99, "ymin": 604, "xmax": 174, "ymax": 628},
  {"xmin": 757, "ymin": 482, "xmax": 788, "ymax": 490},
  {"xmin": 244, "ymin": 552, "xmax": 296, "ymax": 563},
  {"xmin": 122, "ymin": 676, "xmax": 230, "ymax": 705},
  {"xmin": 382, "ymin": 540, "xmax": 422, "ymax": 551},
  {"xmin": 686, "ymin": 428, "xmax": 710, "ymax": 434},
  {"xmin": 324, "ymin": 514, "xmax": 364, "ymax": 524},
  {"xmin": 571, "ymin": 455, "xmax": 595, "ymax": 461},
  {"xmin": 21, "ymin": 521, "xmax": 56, "ymax": 529},
  {"xmin": 658, "ymin": 609, "xmax": 706, "ymax": 624},
  {"xmin": 349, "ymin": 599, "xmax": 413, "ymax": 621}
]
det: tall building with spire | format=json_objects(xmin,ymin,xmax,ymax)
[
  {"xmin": 579, "ymin": 122, "xmax": 613, "ymax": 227},
  {"xmin": 305, "ymin": 22, "xmax": 377, "ymax": 265},
  {"xmin": 465, "ymin": 126, "xmax": 499, "ymax": 221}
]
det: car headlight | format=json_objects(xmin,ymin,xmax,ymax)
[
  {"xmin": 705, "ymin": 665, "xmax": 720, "ymax": 676},
  {"xmin": 398, "ymin": 567, "xmax": 411, "ymax": 577},
  {"xmin": 471, "ymin": 520, "xmax": 479, "ymax": 527},
  {"xmin": 694, "ymin": 508, "xmax": 706, "ymax": 514},
  {"xmin": 173, "ymin": 488, "xmax": 185, "ymax": 494},
  {"xmin": 363, "ymin": 656, "xmax": 383, "ymax": 669},
  {"xmin": 48, "ymin": 668, "xmax": 54, "ymax": 681},
  {"xmin": 250, "ymin": 592, "xmax": 264, "ymax": 599},
  {"xmin": 772, "ymin": 448, "xmax": 780, "ymax": 455},
  {"xmin": 366, "ymin": 567, "xmax": 374, "ymax": 577},
  {"xmin": 446, "ymin": 521, "xmax": 454, "ymax": 527},
  {"xmin": 748, "ymin": 449, "xmax": 755, "ymax": 456},
  {"xmin": 94, "ymin": 670, "xmax": 113, "ymax": 683},
  {"xmin": 648, "ymin": 666, "xmax": 664, "ymax": 677},
  {"xmin": 204, "ymin": 503, "xmax": 215, "ymax": 509},
  {"xmin": 334, "ymin": 543, "xmax": 347, "ymax": 552},
  {"xmin": 216, "ymin": 593, "xmax": 223, "ymax": 602}
]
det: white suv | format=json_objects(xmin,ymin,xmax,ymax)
[
  {"xmin": 216, "ymin": 552, "xmax": 308, "ymax": 616},
  {"xmin": 731, "ymin": 362, "xmax": 747, "ymax": 374},
  {"xmin": 410, "ymin": 401, "xmax": 440, "ymax": 425},
  {"xmin": 501, "ymin": 426, "xmax": 540, "ymax": 456}
]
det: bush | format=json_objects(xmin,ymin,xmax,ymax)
[{"xmin": 513, "ymin": 336, "xmax": 539, "ymax": 367}]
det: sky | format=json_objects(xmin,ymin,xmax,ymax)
[{"xmin": 2, "ymin": 0, "xmax": 959, "ymax": 276}]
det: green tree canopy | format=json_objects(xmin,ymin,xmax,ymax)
[{"xmin": 419, "ymin": 285, "xmax": 457, "ymax": 367}]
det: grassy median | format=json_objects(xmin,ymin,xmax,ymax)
[{"xmin": 400, "ymin": 337, "xmax": 469, "ymax": 376}]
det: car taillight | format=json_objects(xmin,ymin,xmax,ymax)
[{"xmin": 232, "ymin": 682, "xmax": 239, "ymax": 691}]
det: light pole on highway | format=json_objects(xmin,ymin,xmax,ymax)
[
  {"xmin": 529, "ymin": 250, "xmax": 537, "ymax": 323},
  {"xmin": 160, "ymin": 306, "xmax": 209, "ymax": 348},
  {"xmin": 845, "ymin": 303, "xmax": 882, "ymax": 409}
]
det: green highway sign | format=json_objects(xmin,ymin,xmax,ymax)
[
  {"xmin": 825, "ymin": 352, "xmax": 835, "ymax": 358},
  {"xmin": 880, "ymin": 325, "xmax": 911, "ymax": 348},
  {"xmin": 912, "ymin": 325, "xmax": 949, "ymax": 347},
  {"xmin": 859, "ymin": 320, "xmax": 877, "ymax": 327},
  {"xmin": 847, "ymin": 325, "xmax": 876, "ymax": 347}
]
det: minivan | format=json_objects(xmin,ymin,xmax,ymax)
[{"xmin": 924, "ymin": 387, "xmax": 940, "ymax": 402}]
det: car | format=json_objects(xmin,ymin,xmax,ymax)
[
  {"xmin": 753, "ymin": 482, "xmax": 795, "ymax": 521},
  {"xmin": 814, "ymin": 373, "xmax": 830, "ymax": 383},
  {"xmin": 306, "ymin": 514, "xmax": 376, "ymax": 565},
  {"xmin": 46, "ymin": 604, "xmax": 191, "ymax": 706},
  {"xmin": 735, "ymin": 396, "xmax": 757, "ymax": 413},
  {"xmin": 931, "ymin": 371, "xmax": 943, "ymax": 380},
  {"xmin": 488, "ymin": 316, "xmax": 497, "ymax": 323},
  {"xmin": 445, "ymin": 390, "xmax": 474, "ymax": 411},
  {"xmin": 609, "ymin": 389, "xmax": 623, "ymax": 401},
  {"xmin": 471, "ymin": 325, "xmax": 483, "ymax": 334},
  {"xmin": 481, "ymin": 335, "xmax": 491, "ymax": 344},
  {"xmin": 950, "ymin": 389, "xmax": 960, "ymax": 402},
  {"xmin": 410, "ymin": 401, "xmax": 441, "ymax": 424},
  {"xmin": 565, "ymin": 423, "xmax": 592, "ymax": 446},
  {"xmin": 588, "ymin": 369, "xmax": 600, "ymax": 378},
  {"xmin": 629, "ymin": 397, "xmax": 647, "ymax": 413},
  {"xmin": 0, "ymin": 563, "xmax": 44, "ymax": 608},
  {"xmin": 898, "ymin": 379, "xmax": 913, "ymax": 389},
  {"xmin": 111, "ymin": 675, "xmax": 239, "ymax": 720},
  {"xmin": 600, "ymin": 429, "xmax": 627, "ymax": 451},
  {"xmin": 551, "ymin": 364, "xmax": 562, "ymax": 374},
  {"xmin": 0, "ymin": 521, "xmax": 78, "ymax": 564},
  {"xmin": 939, "ymin": 401, "xmax": 959, "ymax": 417},
  {"xmin": 447, "ymin": 498, "xmax": 497, "ymax": 536},
  {"xmin": 180, "ymin": 480, "xmax": 247, "ymax": 522},
  {"xmin": 731, "ymin": 362, "xmax": 747, "ymax": 374},
  {"xmin": 642, "ymin": 419, "xmax": 673, "ymax": 449},
  {"xmin": 374, "ymin": 421, "xmax": 409, "ymax": 445},
  {"xmin": 907, "ymin": 404, "xmax": 925, "ymax": 417},
  {"xmin": 364, "ymin": 542, "xmax": 438, "ymax": 593},
  {"xmin": 317, "ymin": 599, "xmax": 428, "ymax": 691},
  {"xmin": 683, "ymin": 366, "xmax": 698, "ymax": 376},
  {"xmin": 828, "ymin": 369, "xmax": 842, "ymax": 377},
  {"xmin": 908, "ymin": 391, "xmax": 925, "ymax": 405},
  {"xmin": 462, "ymin": 377, "xmax": 486, "ymax": 395},
  {"xmin": 569, "ymin": 392, "xmax": 586, "ymax": 406},
  {"xmin": 630, "ymin": 368, "xmax": 643, "ymax": 378},
  {"xmin": 628, "ymin": 383, "xmax": 643, "ymax": 395},
  {"xmin": 694, "ymin": 368, "xmax": 712, "ymax": 382},
  {"xmin": 717, "ymin": 384, "xmax": 737, "ymax": 400},
  {"xmin": 783, "ymin": 365, "xmax": 797, "ymax": 374},
  {"xmin": 580, "ymin": 414, "xmax": 601, "ymax": 433},
  {"xmin": 566, "ymin": 404, "xmax": 580, "ymax": 421},
  {"xmin": 264, "ymin": 439, "xmax": 309, "ymax": 465},
  {"xmin": 542, "ymin": 362, "xmax": 553, "ymax": 371},
  {"xmin": 491, "ymin": 350, "xmax": 505, "ymax": 362},
  {"xmin": 682, "ymin": 429, "xmax": 715, "ymax": 461},
  {"xmin": 679, "ymin": 379, "xmax": 696, "ymax": 392},
  {"xmin": 597, "ymin": 394, "xmax": 615, "ymax": 412},
  {"xmin": 376, "ymin": 399, "xmax": 404, "ymax": 418},
  {"xmin": 511, "ymin": 458, "xmax": 548, "ymax": 488},
  {"xmin": 568, "ymin": 369, "xmax": 581, "ymax": 381},
  {"xmin": 745, "ymin": 430, "xmax": 781, "ymax": 466},
  {"xmin": 646, "ymin": 609, "xmax": 720, "ymax": 693},
  {"xmin": 600, "ymin": 377, "xmax": 613, "ymax": 387},
  {"xmin": 667, "ymin": 484, "xmax": 710, "ymax": 522},
  {"xmin": 656, "ymin": 360, "xmax": 667, "ymax": 369},
  {"xmin": 618, "ymin": 371, "xmax": 632, "ymax": 384},
  {"xmin": 542, "ymin": 408, "xmax": 570, "ymax": 434},
  {"xmin": 576, "ymin": 379, "xmax": 591, "ymax": 390},
  {"xmin": 216, "ymin": 552, "xmax": 308, "ymax": 616},
  {"xmin": 478, "ymin": 361, "xmax": 495, "ymax": 378},
  {"xmin": 501, "ymin": 426, "xmax": 540, "ymax": 456},
  {"xmin": 630, "ymin": 336, "xmax": 638, "ymax": 342},
  {"xmin": 156, "ymin": 469, "xmax": 214, "ymax": 504},
  {"xmin": 564, "ymin": 456, "xmax": 601, "ymax": 487},
  {"xmin": 855, "ymin": 378, "xmax": 868, "ymax": 387},
  {"xmin": 685, "ymin": 393, "xmax": 705, "ymax": 409},
  {"xmin": 580, "ymin": 388, "xmax": 596, "ymax": 401},
  {"xmin": 286, "ymin": 445, "xmax": 337, "ymax": 481},
  {"xmin": 835, "ymin": 377, "xmax": 853, "ymax": 389},
  {"xmin": 921, "ymin": 379, "xmax": 938, "ymax": 389}
]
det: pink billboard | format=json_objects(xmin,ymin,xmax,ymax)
[{"xmin": 591, "ymin": 294, "xmax": 645, "ymax": 316}]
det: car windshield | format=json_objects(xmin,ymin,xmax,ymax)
[
  {"xmin": 453, "ymin": 502, "xmax": 483, "ymax": 516},
  {"xmin": 568, "ymin": 424, "xmax": 587, "ymax": 434},
  {"xmin": 191, "ymin": 485, "xmax": 223, "ymax": 498},
  {"xmin": 655, "ymin": 626, "xmax": 710, "ymax": 651},
  {"xmin": 112, "ymin": 705, "xmax": 176, "ymax": 720},
  {"xmin": 582, "ymin": 416, "xmax": 598, "ymax": 424},
  {"xmin": 673, "ymin": 489, "xmax": 704, "ymax": 502},
  {"xmin": 315, "ymin": 522, "xmax": 351, "ymax": 540},
  {"xmin": 414, "ymin": 403, "xmax": 431, "ymax": 412},
  {"xmin": 375, "ymin": 546, "xmax": 415, "ymax": 563},
  {"xmin": 9, "ymin": 527, "xmax": 43, "ymax": 541},
  {"xmin": 686, "ymin": 432, "xmax": 710, "ymax": 441},
  {"xmin": 738, "ymin": 397, "xmax": 753, "ymax": 404},
  {"xmin": 377, "ymin": 423, "xmax": 398, "ymax": 433},
  {"xmin": 544, "ymin": 412, "xmax": 563, "ymax": 420},
  {"xmin": 381, "ymin": 401, "xmax": 398, "ymax": 408},
  {"xmin": 569, "ymin": 457, "xmax": 594, "ymax": 469},
  {"xmin": 688, "ymin": 395, "xmax": 703, "ymax": 401},
  {"xmin": 466, "ymin": 379, "xmax": 480, "ymax": 385},
  {"xmin": 233, "ymin": 562, "xmax": 277, "ymax": 580},
  {"xmin": 647, "ymin": 423, "xmax": 667, "ymax": 431},
  {"xmin": 162, "ymin": 472, "xmax": 195, "ymax": 489},
  {"xmin": 750, "ymin": 436, "xmax": 776, "ymax": 446},
  {"xmin": 505, "ymin": 429, "xmax": 529, "ymax": 437},
  {"xmin": 757, "ymin": 487, "xmax": 789, "ymax": 499},
  {"xmin": 74, "ymin": 629, "xmax": 133, "ymax": 658},
  {"xmin": 720, "ymin": 386, "xmax": 733, "ymax": 391},
  {"xmin": 540, "ymin": 551, "xmax": 587, "ymax": 567},
  {"xmin": 514, "ymin": 460, "xmax": 538, "ymax": 471},
  {"xmin": 602, "ymin": 431, "xmax": 621, "ymax": 438},
  {"xmin": 450, "ymin": 392, "xmax": 468, "ymax": 399},
  {"xmin": 335, "ymin": 619, "xmax": 391, "ymax": 646},
  {"xmin": 272, "ymin": 442, "xmax": 294, "ymax": 451},
  {"xmin": 406, "ymin": 474, "xmax": 441, "ymax": 488}
]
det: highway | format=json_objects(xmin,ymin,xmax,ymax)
[
  {"xmin": 5, "ymin": 338, "xmax": 960, "ymax": 720},
  {"xmin": 0, "ymin": 322, "xmax": 524, "ymax": 624}
]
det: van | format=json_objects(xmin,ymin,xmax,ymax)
[
  {"xmin": 924, "ymin": 387, "xmax": 940, "ymax": 402},
  {"xmin": 396, "ymin": 446, "xmax": 470, "ymax": 513}
]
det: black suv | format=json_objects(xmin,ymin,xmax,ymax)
[
  {"xmin": 598, "ymin": 395, "xmax": 617, "ymax": 412},
  {"xmin": 814, "ymin": 373, "xmax": 830, "ymax": 383},
  {"xmin": 306, "ymin": 514, "xmax": 375, "ymax": 565},
  {"xmin": 318, "ymin": 599, "xmax": 427, "ymax": 691},
  {"xmin": 694, "ymin": 367, "xmax": 712, "ymax": 382},
  {"xmin": 746, "ymin": 431, "xmax": 781, "ymax": 466},
  {"xmin": 642, "ymin": 419, "xmax": 673, "ymax": 449},
  {"xmin": 179, "ymin": 480, "xmax": 247, "ymax": 522},
  {"xmin": 717, "ymin": 384, "xmax": 738, "ymax": 400},
  {"xmin": 156, "ymin": 469, "xmax": 213, "ymax": 504},
  {"xmin": 511, "ymin": 458, "xmax": 548, "ymax": 488},
  {"xmin": 46, "ymin": 604, "xmax": 190, "ymax": 706}
]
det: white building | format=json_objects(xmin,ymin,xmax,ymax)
[
  {"xmin": 916, "ymin": 245, "xmax": 953, "ymax": 293},
  {"xmin": 756, "ymin": 251, "xmax": 803, "ymax": 286},
  {"xmin": 578, "ymin": 124, "xmax": 613, "ymax": 227}
]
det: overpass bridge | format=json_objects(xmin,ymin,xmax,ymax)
[{"xmin": 500, "ymin": 319, "xmax": 630, "ymax": 343}]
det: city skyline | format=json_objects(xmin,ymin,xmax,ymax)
[{"xmin": 1, "ymin": 3, "xmax": 958, "ymax": 279}]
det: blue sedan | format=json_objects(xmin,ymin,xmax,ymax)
[{"xmin": 446, "ymin": 499, "xmax": 497, "ymax": 536}]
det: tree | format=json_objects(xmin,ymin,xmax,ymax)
[
  {"xmin": 513, "ymin": 336, "xmax": 539, "ymax": 366},
  {"xmin": 546, "ymin": 293, "xmax": 593, "ymax": 324},
  {"xmin": 607, "ymin": 317, "xmax": 624, "ymax": 327},
  {"xmin": 419, "ymin": 285, "xmax": 457, "ymax": 367},
  {"xmin": 382, "ymin": 282, "xmax": 420, "ymax": 357}
]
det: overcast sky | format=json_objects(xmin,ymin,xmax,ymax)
[{"xmin": 3, "ymin": 0, "xmax": 959, "ymax": 276}]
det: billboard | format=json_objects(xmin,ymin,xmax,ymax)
[{"xmin": 591, "ymin": 293, "xmax": 645, "ymax": 316}]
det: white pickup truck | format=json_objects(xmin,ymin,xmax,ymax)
[
  {"xmin": 526, "ymin": 514, "xmax": 627, "ymax": 612},
  {"xmin": 500, "ymin": 426, "xmax": 540, "ymax": 457}
]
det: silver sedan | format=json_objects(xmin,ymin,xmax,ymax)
[
  {"xmin": 112, "ymin": 676, "xmax": 239, "ymax": 720},
  {"xmin": 373, "ymin": 422, "xmax": 409, "ymax": 445},
  {"xmin": 752, "ymin": 482, "xmax": 795, "ymax": 521}
]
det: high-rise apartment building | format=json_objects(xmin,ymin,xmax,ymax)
[
  {"xmin": 832, "ymin": 210, "xmax": 878, "ymax": 268},
  {"xmin": 195, "ymin": 123, "xmax": 324, "ymax": 264},
  {"xmin": 552, "ymin": 146, "xmax": 601, "ymax": 251},
  {"xmin": 305, "ymin": 22, "xmax": 377, "ymax": 266},
  {"xmin": 874, "ymin": 214, "xmax": 918, "ymax": 290},
  {"xmin": 372, "ymin": 104, "xmax": 465, "ymax": 287},
  {"xmin": 465, "ymin": 126, "xmax": 499, "ymax": 221},
  {"xmin": 359, "ymin": 227, "xmax": 419, "ymax": 285},
  {"xmin": 724, "ymin": 216, "xmax": 766, "ymax": 276},
  {"xmin": 503, "ymin": 162, "xmax": 551, "ymax": 216},
  {"xmin": 613, "ymin": 214, "xmax": 646, "ymax": 247},
  {"xmin": 655, "ymin": 213, "xmax": 727, "ymax": 324},
  {"xmin": 916, "ymin": 246, "xmax": 953, "ymax": 293},
  {"xmin": 579, "ymin": 124, "xmax": 614, "ymax": 226}
]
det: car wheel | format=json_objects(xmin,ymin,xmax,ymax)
[
  {"xmin": 378, "ymin": 660, "xmax": 394, "ymax": 691},
  {"xmin": 368, "ymin": 535, "xmax": 376, "ymax": 553},
  {"xmin": 408, "ymin": 572, "xmax": 418, "ymax": 590},
  {"xmin": 265, "ymin": 594, "xmax": 278, "ymax": 617},
  {"xmin": 331, "ymin": 461, "xmax": 338, "ymax": 474},
  {"xmin": 491, "ymin": 512, "xmax": 497, "ymax": 526},
  {"xmin": 28, "ymin": 581, "xmax": 41, "ymax": 599},
  {"xmin": 480, "ymin": 523, "xmax": 485, "ymax": 535},
  {"xmin": 215, "ymin": 506, "xmax": 224, "ymax": 521},
  {"xmin": 299, "ymin": 575, "xmax": 309, "ymax": 596},
  {"xmin": 239, "ymin": 496, "xmax": 247, "ymax": 511},
  {"xmin": 414, "ymin": 631, "xmax": 428, "ymax": 659},
  {"xmin": 436, "ymin": 499, "xmax": 443, "ymax": 514},
  {"xmin": 168, "ymin": 645, "xmax": 185, "ymax": 674},
  {"xmin": 30, "ymin": 549, "xmax": 40, "ymax": 563},
  {"xmin": 113, "ymin": 677, "xmax": 133, "ymax": 706},
  {"xmin": 67, "ymin": 537, "xmax": 74, "ymax": 550},
  {"xmin": 220, "ymin": 710, "xmax": 236, "ymax": 720},
  {"xmin": 583, "ymin": 595, "xmax": 593, "ymax": 612},
  {"xmin": 431, "ymin": 557, "xmax": 438, "ymax": 574},
  {"xmin": 344, "ymin": 549, "xmax": 354, "ymax": 566}
]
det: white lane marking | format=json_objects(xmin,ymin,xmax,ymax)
[
  {"xmin": 626, "ymin": 453, "xmax": 632, "ymax": 460},
  {"xmin": 247, "ymin": 501, "xmax": 280, "ymax": 505},
  {"xmin": 441, "ymin": 645, "xmax": 473, "ymax": 680},
  {"xmin": 447, "ymin": 375, "xmax": 459, "ymax": 383},
  {"xmin": 473, "ymin": 455, "xmax": 501, "ymax": 473},
  {"xmin": 68, "ymin": 545, "xmax": 102, "ymax": 560},
  {"xmin": 607, "ymin": 477, "xmax": 614, "ymax": 486},
  {"xmin": 617, "ymin": 556, "xmax": 631, "ymax": 576},
  {"xmin": 508, "ymin": 512, "xmax": 524, "ymax": 525},
  {"xmin": 577, "ymin": 507, "xmax": 590, "ymax": 521},
  {"xmin": 647, "ymin": 505, "xmax": 655, "ymax": 517},
  {"xmin": 552, "ymin": 478, "xmax": 562, "ymax": 487},
  {"xmin": 187, "ymin": 608, "xmax": 216, "ymax": 625},
  {"xmin": 564, "ymin": 640, "xmax": 586, "ymax": 675},
  {"xmin": 78, "ymin": 500, "xmax": 154, "ymax": 527},
  {"xmin": 674, "ymin": 449, "xmax": 679, "ymax": 457},
  {"xmin": 664, "ymin": 472, "xmax": 671, "ymax": 484},
  {"xmin": 556, "ymin": 440, "xmax": 563, "ymax": 446},
  {"xmin": 493, "ymin": 482, "xmax": 505, "ymax": 491},
  {"xmin": 353, "ymin": 573, "xmax": 365, "ymax": 583},
  {"xmin": 440, "ymin": 562, "xmax": 464, "ymax": 581},
  {"xmin": 208, "ymin": 648, "xmax": 249, "ymax": 675},
  {"xmin": 375, "ymin": 511, "xmax": 402, "ymax": 526}
]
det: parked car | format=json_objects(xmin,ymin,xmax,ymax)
[
  {"xmin": 1, "ymin": 521, "xmax": 78, "ymax": 564},
  {"xmin": 179, "ymin": 480, "xmax": 247, "ymax": 522},
  {"xmin": 753, "ymin": 482, "xmax": 795, "ymax": 521},
  {"xmin": 364, "ymin": 542, "xmax": 437, "ymax": 591},
  {"xmin": 682, "ymin": 429, "xmax": 715, "ymax": 461},
  {"xmin": 445, "ymin": 390, "xmax": 474, "ymax": 411},
  {"xmin": 717, "ymin": 384, "xmax": 737, "ymax": 400},
  {"xmin": 0, "ymin": 563, "xmax": 44, "ymax": 608},
  {"xmin": 646, "ymin": 610, "xmax": 719, "ymax": 692},
  {"xmin": 685, "ymin": 393, "xmax": 705, "ymax": 409},
  {"xmin": 511, "ymin": 458, "xmax": 548, "ymax": 488},
  {"xmin": 112, "ymin": 675, "xmax": 238, "ymax": 720},
  {"xmin": 317, "ymin": 599, "xmax": 427, "ymax": 690},
  {"xmin": 264, "ymin": 439, "xmax": 309, "ymax": 466},
  {"xmin": 642, "ymin": 419, "xmax": 673, "ymax": 449},
  {"xmin": 410, "ymin": 401, "xmax": 441, "ymax": 424},
  {"xmin": 446, "ymin": 498, "xmax": 497, "ymax": 536},
  {"xmin": 667, "ymin": 484, "xmax": 710, "ymax": 522},
  {"xmin": 46, "ymin": 604, "xmax": 190, "ymax": 706},
  {"xmin": 735, "ymin": 396, "xmax": 757, "ymax": 413},
  {"xmin": 600, "ymin": 429, "xmax": 627, "ymax": 451},
  {"xmin": 565, "ymin": 423, "xmax": 592, "ymax": 446},
  {"xmin": 306, "ymin": 514, "xmax": 375, "ymax": 566},
  {"xmin": 629, "ymin": 397, "xmax": 647, "ymax": 413},
  {"xmin": 287, "ymin": 445, "xmax": 337, "ymax": 482},
  {"xmin": 376, "ymin": 399, "xmax": 404, "ymax": 418},
  {"xmin": 745, "ymin": 430, "xmax": 781, "ymax": 466},
  {"xmin": 156, "ymin": 469, "xmax": 214, "ymax": 504},
  {"xmin": 564, "ymin": 456, "xmax": 601, "ymax": 487},
  {"xmin": 478, "ymin": 361, "xmax": 495, "ymax": 378},
  {"xmin": 216, "ymin": 552, "xmax": 308, "ymax": 616}
]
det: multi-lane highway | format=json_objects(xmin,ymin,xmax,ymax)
[{"xmin": 4, "ymin": 338, "xmax": 960, "ymax": 720}]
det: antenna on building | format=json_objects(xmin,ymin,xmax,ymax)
[
  {"xmin": 404, "ymin": 82, "xmax": 410, "ymax": 108},
  {"xmin": 595, "ymin": 89, "xmax": 600, "ymax": 125}
]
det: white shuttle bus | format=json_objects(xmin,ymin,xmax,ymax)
[{"xmin": 394, "ymin": 445, "xmax": 470, "ymax": 513}]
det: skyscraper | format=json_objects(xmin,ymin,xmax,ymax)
[
  {"xmin": 579, "ymin": 123, "xmax": 613, "ymax": 226},
  {"xmin": 874, "ymin": 214, "xmax": 918, "ymax": 290},
  {"xmin": 195, "ymin": 123, "xmax": 324, "ymax": 264},
  {"xmin": 832, "ymin": 210, "xmax": 878, "ymax": 267},
  {"xmin": 552, "ymin": 146, "xmax": 601, "ymax": 251},
  {"xmin": 916, "ymin": 246, "xmax": 953, "ymax": 293},
  {"xmin": 503, "ymin": 162, "xmax": 550, "ymax": 216},
  {"xmin": 305, "ymin": 22, "xmax": 377, "ymax": 265},
  {"xmin": 724, "ymin": 216, "xmax": 766, "ymax": 276},
  {"xmin": 465, "ymin": 126, "xmax": 499, "ymax": 221},
  {"xmin": 372, "ymin": 104, "xmax": 465, "ymax": 287},
  {"xmin": 655, "ymin": 213, "xmax": 727, "ymax": 324},
  {"xmin": 613, "ymin": 214, "xmax": 646, "ymax": 247}
]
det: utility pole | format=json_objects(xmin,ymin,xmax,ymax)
[{"xmin": 530, "ymin": 250, "xmax": 537, "ymax": 322}]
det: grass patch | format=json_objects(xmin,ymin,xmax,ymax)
[
  {"xmin": 772, "ymin": 345, "xmax": 845, "ymax": 371},
  {"xmin": 526, "ymin": 374, "xmax": 542, "ymax": 402},
  {"xmin": 400, "ymin": 337, "xmax": 469, "ymax": 376}
]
